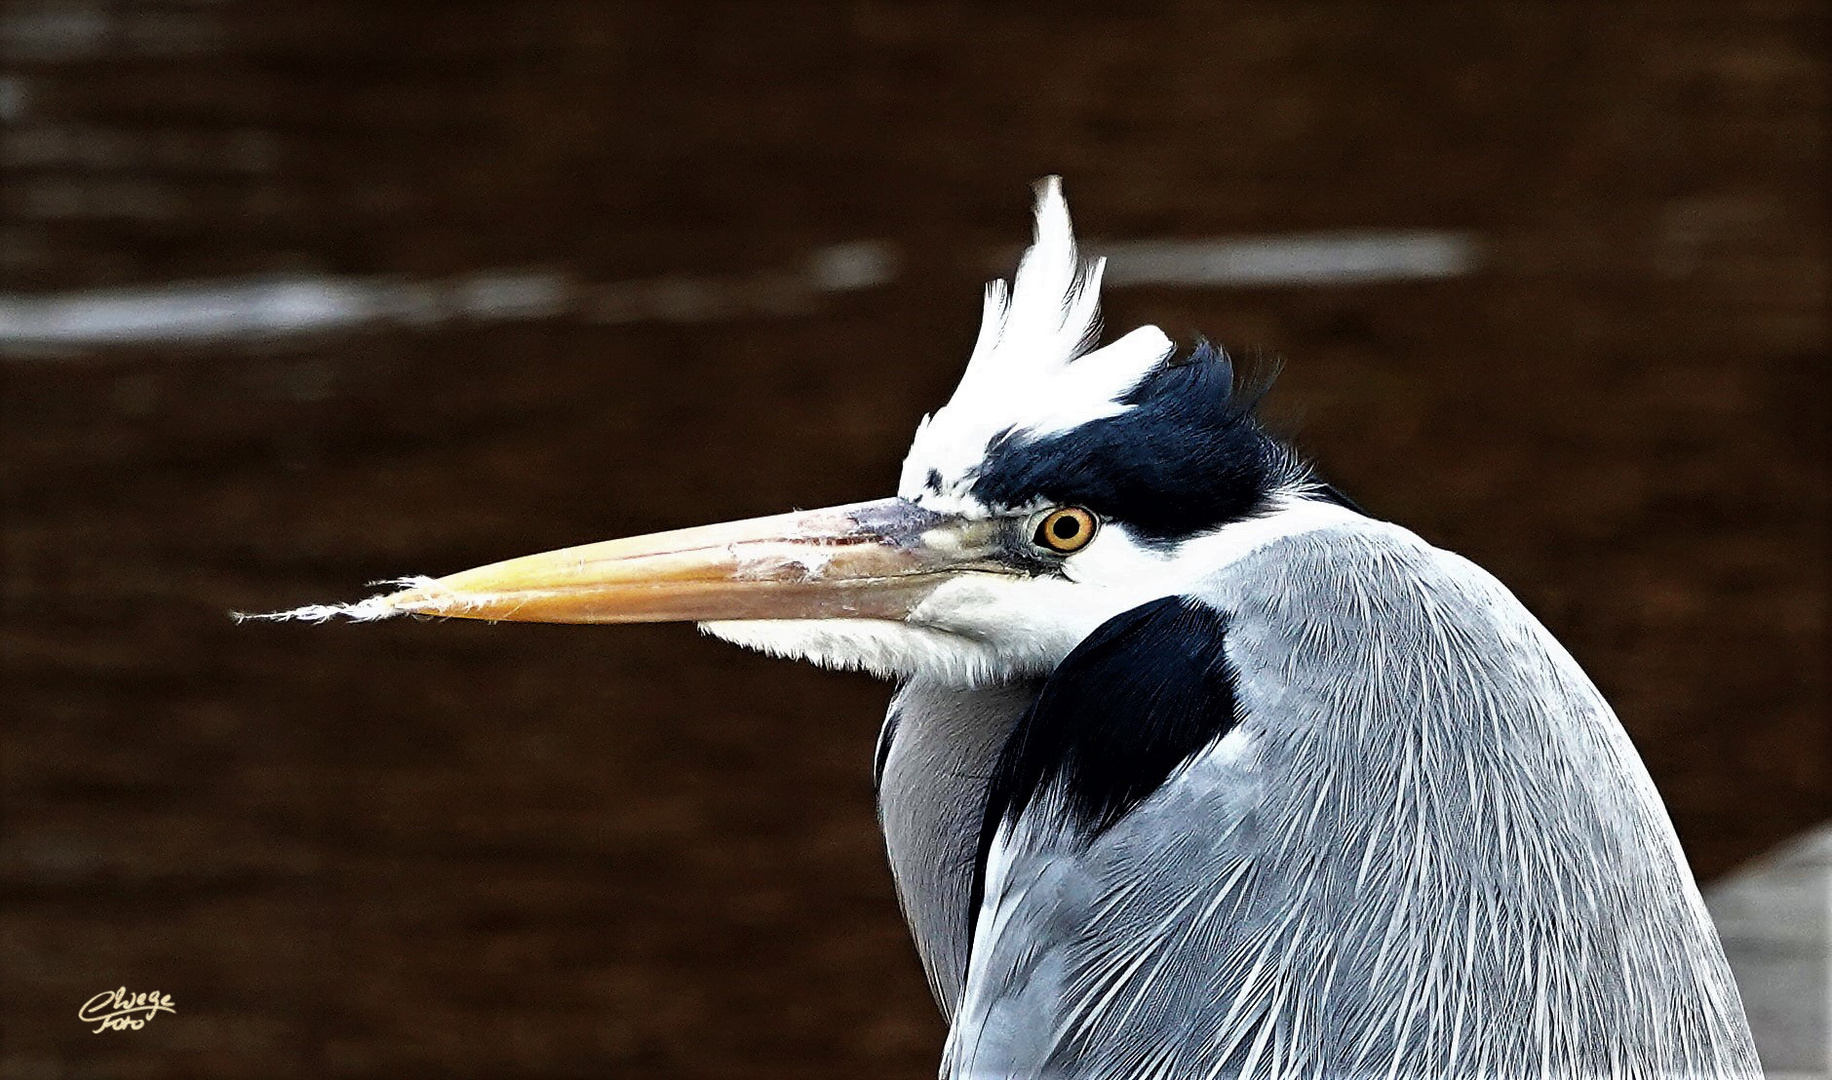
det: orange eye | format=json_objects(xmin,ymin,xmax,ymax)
[{"xmin": 1034, "ymin": 506, "xmax": 1098, "ymax": 554}]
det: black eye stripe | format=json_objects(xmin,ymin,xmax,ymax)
[{"xmin": 969, "ymin": 342, "xmax": 1299, "ymax": 542}]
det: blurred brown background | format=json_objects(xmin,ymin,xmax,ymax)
[{"xmin": 1, "ymin": 2, "xmax": 1826, "ymax": 1077}]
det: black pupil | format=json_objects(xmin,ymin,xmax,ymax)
[{"xmin": 1051, "ymin": 515, "xmax": 1081, "ymax": 541}]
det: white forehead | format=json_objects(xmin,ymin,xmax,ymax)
[{"xmin": 898, "ymin": 178, "xmax": 1173, "ymax": 508}]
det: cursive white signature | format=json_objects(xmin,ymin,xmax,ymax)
[{"xmin": 79, "ymin": 987, "xmax": 176, "ymax": 1033}]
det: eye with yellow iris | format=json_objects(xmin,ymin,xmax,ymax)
[{"xmin": 1033, "ymin": 506, "xmax": 1099, "ymax": 554}]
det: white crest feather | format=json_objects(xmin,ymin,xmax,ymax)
[{"xmin": 899, "ymin": 177, "xmax": 1174, "ymax": 504}]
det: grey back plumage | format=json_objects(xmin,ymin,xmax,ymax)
[{"xmin": 936, "ymin": 519, "xmax": 1760, "ymax": 1079}]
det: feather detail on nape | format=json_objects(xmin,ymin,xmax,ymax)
[{"xmin": 900, "ymin": 177, "xmax": 1173, "ymax": 504}]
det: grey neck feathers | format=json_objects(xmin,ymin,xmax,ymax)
[{"xmin": 876, "ymin": 677, "xmax": 1037, "ymax": 1017}]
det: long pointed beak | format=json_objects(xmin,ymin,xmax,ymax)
[{"xmin": 352, "ymin": 498, "xmax": 1010, "ymax": 624}]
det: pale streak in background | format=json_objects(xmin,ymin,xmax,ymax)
[
  {"xmin": 1097, "ymin": 231, "xmax": 1480, "ymax": 286},
  {"xmin": 1706, "ymin": 824, "xmax": 1832, "ymax": 1080},
  {"xmin": 0, "ymin": 242, "xmax": 898, "ymax": 356},
  {"xmin": 0, "ymin": 232, "xmax": 1482, "ymax": 355}
]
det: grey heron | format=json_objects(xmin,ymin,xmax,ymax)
[{"xmin": 269, "ymin": 179, "xmax": 1762, "ymax": 1078}]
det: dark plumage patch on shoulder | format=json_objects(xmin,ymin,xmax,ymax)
[
  {"xmin": 872, "ymin": 708, "xmax": 900, "ymax": 792},
  {"xmin": 968, "ymin": 341, "xmax": 1298, "ymax": 541},
  {"xmin": 969, "ymin": 597, "xmax": 1241, "ymax": 921}
]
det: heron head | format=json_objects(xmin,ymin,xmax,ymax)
[{"xmin": 284, "ymin": 179, "xmax": 1327, "ymax": 686}]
